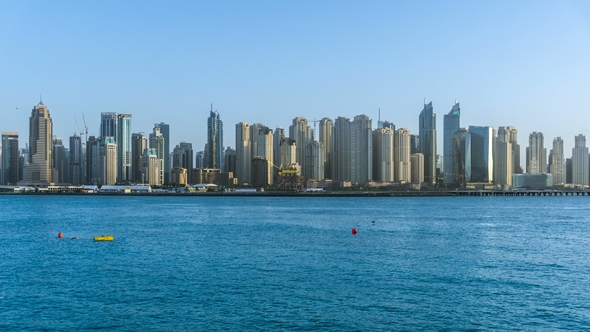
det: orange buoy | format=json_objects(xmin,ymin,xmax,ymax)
[
  {"xmin": 351, "ymin": 228, "xmax": 357, "ymax": 234},
  {"xmin": 58, "ymin": 232, "xmax": 63, "ymax": 239}
]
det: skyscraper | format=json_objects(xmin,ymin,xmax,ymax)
[
  {"xmin": 550, "ymin": 137, "xmax": 565, "ymax": 185},
  {"xmin": 526, "ymin": 132, "xmax": 546, "ymax": 174},
  {"xmin": 394, "ymin": 128, "xmax": 412, "ymax": 182},
  {"xmin": 118, "ymin": 114, "xmax": 132, "ymax": 183},
  {"xmin": 69, "ymin": 134, "xmax": 83, "ymax": 185},
  {"xmin": 155, "ymin": 122, "xmax": 170, "ymax": 183},
  {"xmin": 410, "ymin": 135, "xmax": 420, "ymax": 155},
  {"xmin": 235, "ymin": 122, "xmax": 251, "ymax": 186},
  {"xmin": 452, "ymin": 128, "xmax": 470, "ymax": 185},
  {"xmin": 278, "ymin": 137, "xmax": 296, "ymax": 171},
  {"xmin": 468, "ymin": 126, "xmax": 494, "ymax": 183},
  {"xmin": 273, "ymin": 128, "xmax": 285, "ymax": 169},
  {"xmin": 52, "ymin": 136, "xmax": 67, "ymax": 184},
  {"xmin": 250, "ymin": 123, "xmax": 265, "ymax": 160},
  {"xmin": 332, "ymin": 115, "xmax": 372, "ymax": 184},
  {"xmin": 495, "ymin": 127, "xmax": 513, "ymax": 187},
  {"xmin": 318, "ymin": 118, "xmax": 333, "ymax": 179},
  {"xmin": 86, "ymin": 136, "xmax": 100, "ymax": 185},
  {"xmin": 333, "ymin": 116, "xmax": 351, "ymax": 182},
  {"xmin": 1, "ymin": 132, "xmax": 19, "ymax": 185},
  {"xmin": 144, "ymin": 148, "xmax": 160, "ymax": 186},
  {"xmin": 443, "ymin": 101, "xmax": 460, "ymax": 184},
  {"xmin": 22, "ymin": 102, "xmax": 53, "ymax": 185},
  {"xmin": 131, "ymin": 133, "xmax": 147, "ymax": 183},
  {"xmin": 173, "ymin": 142, "xmax": 194, "ymax": 184},
  {"xmin": 305, "ymin": 140, "xmax": 325, "ymax": 181},
  {"xmin": 289, "ymin": 117, "xmax": 312, "ymax": 176},
  {"xmin": 100, "ymin": 112, "xmax": 118, "ymax": 140},
  {"xmin": 100, "ymin": 136, "xmax": 117, "ymax": 185},
  {"xmin": 411, "ymin": 153, "xmax": 424, "ymax": 185},
  {"xmin": 150, "ymin": 125, "xmax": 165, "ymax": 185},
  {"xmin": 256, "ymin": 126, "xmax": 274, "ymax": 185},
  {"xmin": 572, "ymin": 134, "xmax": 589, "ymax": 186},
  {"xmin": 207, "ymin": 107, "xmax": 223, "ymax": 169},
  {"xmin": 372, "ymin": 127, "xmax": 394, "ymax": 182},
  {"xmin": 351, "ymin": 115, "xmax": 373, "ymax": 184},
  {"xmin": 100, "ymin": 112, "xmax": 122, "ymax": 184},
  {"xmin": 195, "ymin": 151, "xmax": 205, "ymax": 169},
  {"xmin": 223, "ymin": 147, "xmax": 236, "ymax": 175},
  {"xmin": 419, "ymin": 100, "xmax": 437, "ymax": 186}
]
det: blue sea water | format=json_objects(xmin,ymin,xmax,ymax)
[{"xmin": 1, "ymin": 195, "xmax": 590, "ymax": 331}]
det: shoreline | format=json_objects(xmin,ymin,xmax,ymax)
[{"xmin": 1, "ymin": 190, "xmax": 588, "ymax": 197}]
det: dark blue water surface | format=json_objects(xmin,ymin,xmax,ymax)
[{"xmin": 1, "ymin": 195, "xmax": 590, "ymax": 331}]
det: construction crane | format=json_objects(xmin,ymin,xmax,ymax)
[
  {"xmin": 82, "ymin": 113, "xmax": 89, "ymax": 143},
  {"xmin": 73, "ymin": 116, "xmax": 84, "ymax": 138}
]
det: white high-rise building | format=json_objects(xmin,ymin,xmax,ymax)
[
  {"xmin": 550, "ymin": 137, "xmax": 565, "ymax": 185},
  {"xmin": 495, "ymin": 127, "xmax": 513, "ymax": 187},
  {"xmin": 100, "ymin": 136, "xmax": 117, "ymax": 185},
  {"xmin": 256, "ymin": 126, "xmax": 274, "ymax": 185},
  {"xmin": 145, "ymin": 148, "xmax": 160, "ymax": 186},
  {"xmin": 372, "ymin": 127, "xmax": 394, "ymax": 182},
  {"xmin": 332, "ymin": 115, "xmax": 372, "ymax": 184},
  {"xmin": 305, "ymin": 140, "xmax": 324, "ymax": 181}
]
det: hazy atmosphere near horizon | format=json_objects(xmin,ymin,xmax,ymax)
[{"xmin": 1, "ymin": 0, "xmax": 589, "ymax": 156}]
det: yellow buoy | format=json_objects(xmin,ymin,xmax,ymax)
[{"xmin": 94, "ymin": 235, "xmax": 114, "ymax": 241}]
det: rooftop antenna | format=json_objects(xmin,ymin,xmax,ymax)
[
  {"xmin": 424, "ymin": 98, "xmax": 426, "ymax": 106},
  {"xmin": 378, "ymin": 108, "xmax": 381, "ymax": 122}
]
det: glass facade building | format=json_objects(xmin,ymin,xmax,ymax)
[
  {"xmin": 207, "ymin": 109, "xmax": 223, "ymax": 169},
  {"xmin": 443, "ymin": 102, "xmax": 460, "ymax": 184},
  {"xmin": 419, "ymin": 101, "xmax": 437, "ymax": 185}
]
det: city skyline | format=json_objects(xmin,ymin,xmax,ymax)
[{"xmin": 1, "ymin": 1, "xmax": 589, "ymax": 157}]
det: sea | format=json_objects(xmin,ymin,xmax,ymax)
[{"xmin": 1, "ymin": 195, "xmax": 590, "ymax": 331}]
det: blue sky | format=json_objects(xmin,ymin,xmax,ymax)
[{"xmin": 1, "ymin": 0, "xmax": 589, "ymax": 161}]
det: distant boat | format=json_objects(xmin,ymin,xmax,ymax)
[{"xmin": 94, "ymin": 235, "xmax": 114, "ymax": 241}]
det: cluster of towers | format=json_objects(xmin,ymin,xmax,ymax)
[{"xmin": 2, "ymin": 100, "xmax": 590, "ymax": 189}]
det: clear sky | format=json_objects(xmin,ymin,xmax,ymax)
[{"xmin": 1, "ymin": 0, "xmax": 589, "ymax": 163}]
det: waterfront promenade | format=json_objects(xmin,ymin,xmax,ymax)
[{"xmin": 1, "ymin": 187, "xmax": 589, "ymax": 197}]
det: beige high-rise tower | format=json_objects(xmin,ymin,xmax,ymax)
[
  {"xmin": 372, "ymin": 127, "xmax": 394, "ymax": 182},
  {"xmin": 526, "ymin": 132, "xmax": 546, "ymax": 174},
  {"xmin": 256, "ymin": 126, "xmax": 274, "ymax": 185},
  {"xmin": 22, "ymin": 102, "xmax": 53, "ymax": 185},
  {"xmin": 394, "ymin": 128, "xmax": 412, "ymax": 182},
  {"xmin": 235, "ymin": 122, "xmax": 251, "ymax": 186},
  {"xmin": 550, "ymin": 137, "xmax": 565, "ymax": 185}
]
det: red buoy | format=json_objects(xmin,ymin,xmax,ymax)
[
  {"xmin": 351, "ymin": 228, "xmax": 357, "ymax": 234},
  {"xmin": 58, "ymin": 232, "xmax": 63, "ymax": 239}
]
